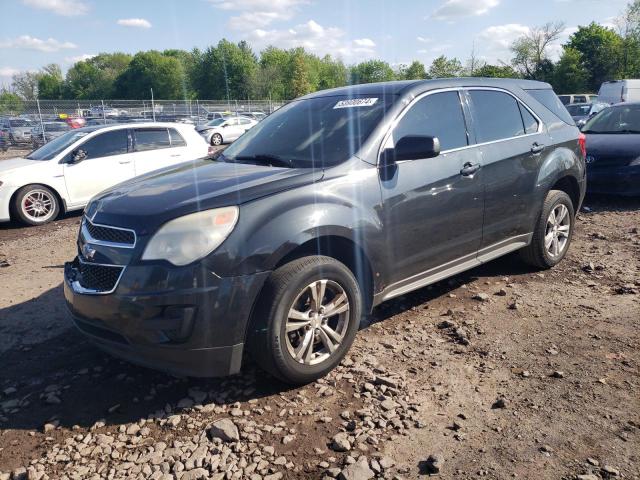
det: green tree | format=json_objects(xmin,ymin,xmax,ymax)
[
  {"xmin": 0, "ymin": 89, "xmax": 23, "ymax": 114},
  {"xmin": 428, "ymin": 56, "xmax": 464, "ymax": 78},
  {"xmin": 510, "ymin": 22, "xmax": 565, "ymax": 80},
  {"xmin": 553, "ymin": 47, "xmax": 589, "ymax": 93},
  {"xmin": 350, "ymin": 60, "xmax": 396, "ymax": 84},
  {"xmin": 566, "ymin": 23, "xmax": 623, "ymax": 92},
  {"xmin": 290, "ymin": 50, "xmax": 311, "ymax": 98},
  {"xmin": 11, "ymin": 71, "xmax": 39, "ymax": 100},
  {"xmin": 192, "ymin": 39, "xmax": 258, "ymax": 99},
  {"xmin": 64, "ymin": 53, "xmax": 131, "ymax": 99},
  {"xmin": 317, "ymin": 55, "xmax": 348, "ymax": 89},
  {"xmin": 399, "ymin": 61, "xmax": 427, "ymax": 80},
  {"xmin": 37, "ymin": 64, "xmax": 64, "ymax": 99},
  {"xmin": 114, "ymin": 51, "xmax": 186, "ymax": 99},
  {"xmin": 474, "ymin": 64, "xmax": 519, "ymax": 78}
]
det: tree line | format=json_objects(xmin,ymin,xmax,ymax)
[{"xmin": 3, "ymin": 1, "xmax": 640, "ymax": 104}]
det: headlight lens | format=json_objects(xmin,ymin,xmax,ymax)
[{"xmin": 142, "ymin": 207, "xmax": 239, "ymax": 266}]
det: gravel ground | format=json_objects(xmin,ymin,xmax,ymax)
[{"xmin": 0, "ymin": 191, "xmax": 638, "ymax": 480}]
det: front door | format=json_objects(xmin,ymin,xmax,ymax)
[
  {"xmin": 379, "ymin": 90, "xmax": 484, "ymax": 288},
  {"xmin": 63, "ymin": 129, "xmax": 135, "ymax": 207},
  {"xmin": 222, "ymin": 118, "xmax": 245, "ymax": 141}
]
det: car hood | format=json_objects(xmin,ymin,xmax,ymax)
[
  {"xmin": 0, "ymin": 157, "xmax": 43, "ymax": 176},
  {"xmin": 585, "ymin": 133, "xmax": 640, "ymax": 167},
  {"xmin": 89, "ymin": 159, "xmax": 324, "ymax": 233}
]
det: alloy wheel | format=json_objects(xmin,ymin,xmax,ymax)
[
  {"xmin": 545, "ymin": 203, "xmax": 570, "ymax": 258},
  {"xmin": 21, "ymin": 189, "xmax": 56, "ymax": 223},
  {"xmin": 285, "ymin": 279, "xmax": 350, "ymax": 366}
]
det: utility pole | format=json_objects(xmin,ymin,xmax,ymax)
[{"xmin": 151, "ymin": 88, "xmax": 156, "ymax": 122}]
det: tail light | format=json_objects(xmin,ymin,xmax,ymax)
[
  {"xmin": 207, "ymin": 146, "xmax": 216, "ymax": 157},
  {"xmin": 578, "ymin": 132, "xmax": 586, "ymax": 159}
]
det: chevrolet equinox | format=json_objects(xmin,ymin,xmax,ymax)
[{"xmin": 64, "ymin": 79, "xmax": 586, "ymax": 384}]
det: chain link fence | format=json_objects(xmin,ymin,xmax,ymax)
[{"xmin": 0, "ymin": 99, "xmax": 284, "ymax": 149}]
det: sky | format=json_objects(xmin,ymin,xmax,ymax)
[{"xmin": 0, "ymin": 0, "xmax": 629, "ymax": 87}]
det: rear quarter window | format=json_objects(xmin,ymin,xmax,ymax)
[{"xmin": 526, "ymin": 89, "xmax": 574, "ymax": 125}]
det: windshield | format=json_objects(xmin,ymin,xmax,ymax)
[
  {"xmin": 566, "ymin": 104, "xmax": 590, "ymax": 116},
  {"xmin": 9, "ymin": 119, "xmax": 35, "ymax": 127},
  {"xmin": 207, "ymin": 118, "xmax": 226, "ymax": 127},
  {"xmin": 26, "ymin": 130, "xmax": 90, "ymax": 160},
  {"xmin": 222, "ymin": 95, "xmax": 392, "ymax": 168},
  {"xmin": 582, "ymin": 105, "xmax": 640, "ymax": 134}
]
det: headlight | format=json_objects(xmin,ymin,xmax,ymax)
[{"xmin": 142, "ymin": 207, "xmax": 239, "ymax": 266}]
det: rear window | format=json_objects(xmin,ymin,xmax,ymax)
[
  {"xmin": 469, "ymin": 90, "xmax": 525, "ymax": 142},
  {"xmin": 526, "ymin": 89, "xmax": 574, "ymax": 125},
  {"xmin": 134, "ymin": 128, "xmax": 171, "ymax": 151},
  {"xmin": 169, "ymin": 128, "xmax": 186, "ymax": 146}
]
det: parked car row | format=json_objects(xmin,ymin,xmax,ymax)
[{"xmin": 0, "ymin": 123, "xmax": 210, "ymax": 225}]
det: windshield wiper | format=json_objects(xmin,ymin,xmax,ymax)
[{"xmin": 229, "ymin": 154, "xmax": 294, "ymax": 168}]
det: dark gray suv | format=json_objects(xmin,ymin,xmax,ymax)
[{"xmin": 64, "ymin": 78, "xmax": 586, "ymax": 384}]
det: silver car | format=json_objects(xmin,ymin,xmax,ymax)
[
  {"xmin": 1, "ymin": 117, "xmax": 37, "ymax": 145},
  {"xmin": 196, "ymin": 116, "xmax": 258, "ymax": 146}
]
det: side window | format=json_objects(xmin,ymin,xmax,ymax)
[
  {"xmin": 574, "ymin": 95, "xmax": 587, "ymax": 103},
  {"xmin": 392, "ymin": 91, "xmax": 468, "ymax": 151},
  {"xmin": 518, "ymin": 103, "xmax": 539, "ymax": 134},
  {"xmin": 226, "ymin": 118, "xmax": 239, "ymax": 126},
  {"xmin": 79, "ymin": 130, "xmax": 128, "ymax": 159},
  {"xmin": 134, "ymin": 128, "xmax": 171, "ymax": 152},
  {"xmin": 469, "ymin": 90, "xmax": 525, "ymax": 142},
  {"xmin": 168, "ymin": 128, "xmax": 187, "ymax": 146},
  {"xmin": 239, "ymin": 118, "xmax": 252, "ymax": 125}
]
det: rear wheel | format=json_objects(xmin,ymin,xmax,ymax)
[
  {"xmin": 12, "ymin": 184, "xmax": 60, "ymax": 226},
  {"xmin": 249, "ymin": 256, "xmax": 362, "ymax": 385},
  {"xmin": 520, "ymin": 189, "xmax": 574, "ymax": 268},
  {"xmin": 211, "ymin": 133, "xmax": 222, "ymax": 146}
]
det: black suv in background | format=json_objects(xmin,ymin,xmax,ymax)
[{"xmin": 64, "ymin": 79, "xmax": 586, "ymax": 384}]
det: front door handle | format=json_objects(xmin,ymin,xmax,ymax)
[
  {"xmin": 531, "ymin": 142, "xmax": 545, "ymax": 154},
  {"xmin": 460, "ymin": 162, "xmax": 481, "ymax": 176},
  {"xmin": 170, "ymin": 154, "xmax": 181, "ymax": 157},
  {"xmin": 118, "ymin": 160, "xmax": 131, "ymax": 164}
]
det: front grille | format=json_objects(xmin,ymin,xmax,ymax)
[
  {"xmin": 84, "ymin": 220, "xmax": 135, "ymax": 246},
  {"xmin": 79, "ymin": 262, "xmax": 123, "ymax": 293}
]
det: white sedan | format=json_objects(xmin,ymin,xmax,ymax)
[
  {"xmin": 196, "ymin": 116, "xmax": 258, "ymax": 146},
  {"xmin": 0, "ymin": 122, "xmax": 209, "ymax": 226}
]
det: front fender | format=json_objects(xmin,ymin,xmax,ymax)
[{"xmin": 207, "ymin": 168, "xmax": 384, "ymax": 284}]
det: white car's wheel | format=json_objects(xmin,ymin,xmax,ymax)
[
  {"xmin": 211, "ymin": 133, "xmax": 223, "ymax": 146},
  {"xmin": 12, "ymin": 184, "xmax": 60, "ymax": 226}
]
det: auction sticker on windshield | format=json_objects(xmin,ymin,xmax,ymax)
[{"xmin": 333, "ymin": 98, "xmax": 379, "ymax": 109}]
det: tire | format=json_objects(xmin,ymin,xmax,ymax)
[
  {"xmin": 8, "ymin": 134, "xmax": 16, "ymax": 147},
  {"xmin": 211, "ymin": 133, "xmax": 223, "ymax": 146},
  {"xmin": 249, "ymin": 256, "xmax": 362, "ymax": 385},
  {"xmin": 12, "ymin": 184, "xmax": 60, "ymax": 226},
  {"xmin": 520, "ymin": 189, "xmax": 575, "ymax": 269}
]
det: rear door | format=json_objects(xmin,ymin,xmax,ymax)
[
  {"xmin": 63, "ymin": 129, "xmax": 135, "ymax": 206},
  {"xmin": 132, "ymin": 127, "xmax": 182, "ymax": 175},
  {"xmin": 222, "ymin": 118, "xmax": 245, "ymax": 141},
  {"xmin": 465, "ymin": 88, "xmax": 550, "ymax": 252}
]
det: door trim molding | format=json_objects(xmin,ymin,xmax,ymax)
[{"xmin": 374, "ymin": 233, "xmax": 532, "ymax": 305}]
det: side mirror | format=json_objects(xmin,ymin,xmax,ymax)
[
  {"xmin": 70, "ymin": 149, "xmax": 87, "ymax": 163},
  {"xmin": 384, "ymin": 135, "xmax": 441, "ymax": 164}
]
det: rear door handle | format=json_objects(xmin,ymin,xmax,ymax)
[
  {"xmin": 118, "ymin": 160, "xmax": 131, "ymax": 164},
  {"xmin": 531, "ymin": 142, "xmax": 545, "ymax": 154},
  {"xmin": 460, "ymin": 162, "xmax": 481, "ymax": 176},
  {"xmin": 170, "ymin": 154, "xmax": 182, "ymax": 157}
]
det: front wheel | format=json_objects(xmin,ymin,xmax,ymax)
[
  {"xmin": 520, "ymin": 189, "xmax": 575, "ymax": 269},
  {"xmin": 249, "ymin": 256, "xmax": 362, "ymax": 385},
  {"xmin": 210, "ymin": 133, "xmax": 222, "ymax": 146},
  {"xmin": 12, "ymin": 184, "xmax": 60, "ymax": 226}
]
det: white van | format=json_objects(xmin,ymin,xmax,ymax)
[{"xmin": 597, "ymin": 79, "xmax": 640, "ymax": 104}]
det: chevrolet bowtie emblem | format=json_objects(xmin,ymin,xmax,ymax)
[{"xmin": 82, "ymin": 244, "xmax": 97, "ymax": 261}]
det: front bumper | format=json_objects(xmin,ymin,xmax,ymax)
[
  {"xmin": 587, "ymin": 165, "xmax": 640, "ymax": 196},
  {"xmin": 64, "ymin": 258, "xmax": 270, "ymax": 377}
]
